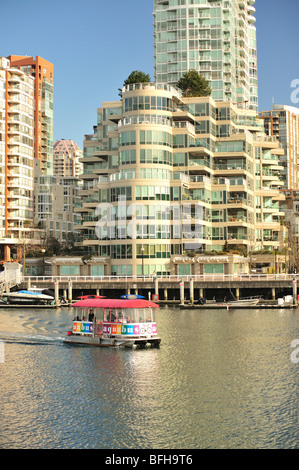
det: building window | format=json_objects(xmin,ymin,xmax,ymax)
[
  {"xmin": 204, "ymin": 264, "xmax": 224, "ymax": 274},
  {"xmin": 91, "ymin": 265, "xmax": 104, "ymax": 276},
  {"xmin": 60, "ymin": 265, "xmax": 80, "ymax": 275},
  {"xmin": 178, "ymin": 264, "xmax": 191, "ymax": 276}
]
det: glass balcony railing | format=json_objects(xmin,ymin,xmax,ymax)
[
  {"xmin": 214, "ymin": 163, "xmax": 246, "ymax": 170},
  {"xmin": 189, "ymin": 159, "xmax": 210, "ymax": 167},
  {"xmin": 227, "ymin": 232, "xmax": 247, "ymax": 240},
  {"xmin": 227, "ymin": 197, "xmax": 247, "ymax": 204},
  {"xmin": 122, "ymin": 82, "xmax": 181, "ymax": 98},
  {"xmin": 118, "ymin": 115, "xmax": 172, "ymax": 127}
]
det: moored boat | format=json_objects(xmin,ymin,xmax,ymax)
[
  {"xmin": 183, "ymin": 296, "xmax": 261, "ymax": 308},
  {"xmin": 63, "ymin": 297, "xmax": 161, "ymax": 348},
  {"xmin": 0, "ymin": 289, "xmax": 54, "ymax": 305}
]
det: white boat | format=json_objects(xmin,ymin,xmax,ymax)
[
  {"xmin": 64, "ymin": 297, "xmax": 161, "ymax": 348},
  {"xmin": 1, "ymin": 290, "xmax": 54, "ymax": 305},
  {"xmin": 183, "ymin": 297, "xmax": 261, "ymax": 308},
  {"xmin": 211, "ymin": 298, "xmax": 260, "ymax": 307}
]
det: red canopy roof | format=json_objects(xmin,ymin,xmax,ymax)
[{"xmin": 72, "ymin": 298, "xmax": 159, "ymax": 309}]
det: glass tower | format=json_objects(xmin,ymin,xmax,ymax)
[{"xmin": 153, "ymin": 0, "xmax": 258, "ymax": 111}]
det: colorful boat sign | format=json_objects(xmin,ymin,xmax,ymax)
[
  {"xmin": 103, "ymin": 322, "xmax": 157, "ymax": 336},
  {"xmin": 73, "ymin": 321, "xmax": 157, "ymax": 336},
  {"xmin": 73, "ymin": 321, "xmax": 94, "ymax": 335}
]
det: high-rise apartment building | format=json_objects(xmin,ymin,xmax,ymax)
[
  {"xmin": 34, "ymin": 171, "xmax": 82, "ymax": 243},
  {"xmin": 75, "ymin": 82, "xmax": 284, "ymax": 276},
  {"xmin": 53, "ymin": 139, "xmax": 83, "ymax": 177},
  {"xmin": 259, "ymin": 105, "xmax": 299, "ymax": 190},
  {"xmin": 0, "ymin": 57, "xmax": 36, "ymax": 260},
  {"xmin": 153, "ymin": 0, "xmax": 258, "ymax": 111},
  {"xmin": 7, "ymin": 55, "xmax": 54, "ymax": 175}
]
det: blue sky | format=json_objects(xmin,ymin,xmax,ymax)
[{"xmin": 0, "ymin": 0, "xmax": 298, "ymax": 148}]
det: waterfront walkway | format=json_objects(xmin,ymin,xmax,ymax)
[{"xmin": 20, "ymin": 273, "xmax": 298, "ymax": 305}]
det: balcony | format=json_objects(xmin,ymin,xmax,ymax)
[
  {"xmin": 173, "ymin": 121, "xmax": 195, "ymax": 134},
  {"xmin": 189, "ymin": 158, "xmax": 210, "ymax": 169},
  {"xmin": 7, "ymin": 72, "xmax": 23, "ymax": 83},
  {"xmin": 7, "ymin": 94, "xmax": 22, "ymax": 105},
  {"xmin": 189, "ymin": 175, "xmax": 211, "ymax": 185},
  {"xmin": 227, "ymin": 197, "xmax": 247, "ymax": 206},
  {"xmin": 214, "ymin": 164, "xmax": 246, "ymax": 171},
  {"xmin": 227, "ymin": 231, "xmax": 248, "ymax": 241},
  {"xmin": 118, "ymin": 115, "xmax": 172, "ymax": 128},
  {"xmin": 227, "ymin": 216, "xmax": 248, "ymax": 225},
  {"xmin": 122, "ymin": 82, "xmax": 181, "ymax": 99}
]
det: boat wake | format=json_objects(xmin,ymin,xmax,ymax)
[{"xmin": 0, "ymin": 332, "xmax": 65, "ymax": 346}]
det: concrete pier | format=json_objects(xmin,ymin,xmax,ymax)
[{"xmin": 17, "ymin": 274, "xmax": 299, "ymax": 305}]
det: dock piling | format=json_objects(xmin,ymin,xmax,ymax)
[
  {"xmin": 68, "ymin": 279, "xmax": 73, "ymax": 303},
  {"xmin": 190, "ymin": 278, "xmax": 194, "ymax": 305},
  {"xmin": 293, "ymin": 278, "xmax": 297, "ymax": 306},
  {"xmin": 54, "ymin": 281, "xmax": 59, "ymax": 306},
  {"xmin": 155, "ymin": 277, "xmax": 159, "ymax": 297},
  {"xmin": 180, "ymin": 280, "xmax": 184, "ymax": 305}
]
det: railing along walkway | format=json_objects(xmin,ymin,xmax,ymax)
[{"xmin": 24, "ymin": 274, "xmax": 299, "ymax": 284}]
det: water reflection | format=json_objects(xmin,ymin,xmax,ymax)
[{"xmin": 0, "ymin": 306, "xmax": 298, "ymax": 448}]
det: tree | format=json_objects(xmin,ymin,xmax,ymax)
[
  {"xmin": 118, "ymin": 70, "xmax": 151, "ymax": 97},
  {"xmin": 177, "ymin": 70, "xmax": 212, "ymax": 98},
  {"xmin": 223, "ymin": 240, "xmax": 229, "ymax": 253},
  {"xmin": 45, "ymin": 236, "xmax": 62, "ymax": 256}
]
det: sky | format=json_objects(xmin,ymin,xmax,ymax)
[{"xmin": 0, "ymin": 0, "xmax": 298, "ymax": 148}]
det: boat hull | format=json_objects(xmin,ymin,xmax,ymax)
[
  {"xmin": 210, "ymin": 299, "xmax": 259, "ymax": 307},
  {"xmin": 63, "ymin": 334, "xmax": 161, "ymax": 348},
  {"xmin": 181, "ymin": 299, "xmax": 260, "ymax": 308},
  {"xmin": 1, "ymin": 290, "xmax": 54, "ymax": 305}
]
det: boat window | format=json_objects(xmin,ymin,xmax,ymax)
[{"xmin": 101, "ymin": 307, "xmax": 156, "ymax": 324}]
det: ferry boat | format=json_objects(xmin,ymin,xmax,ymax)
[{"xmin": 64, "ymin": 297, "xmax": 161, "ymax": 348}]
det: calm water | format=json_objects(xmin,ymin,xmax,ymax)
[{"xmin": 0, "ymin": 305, "xmax": 298, "ymax": 449}]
